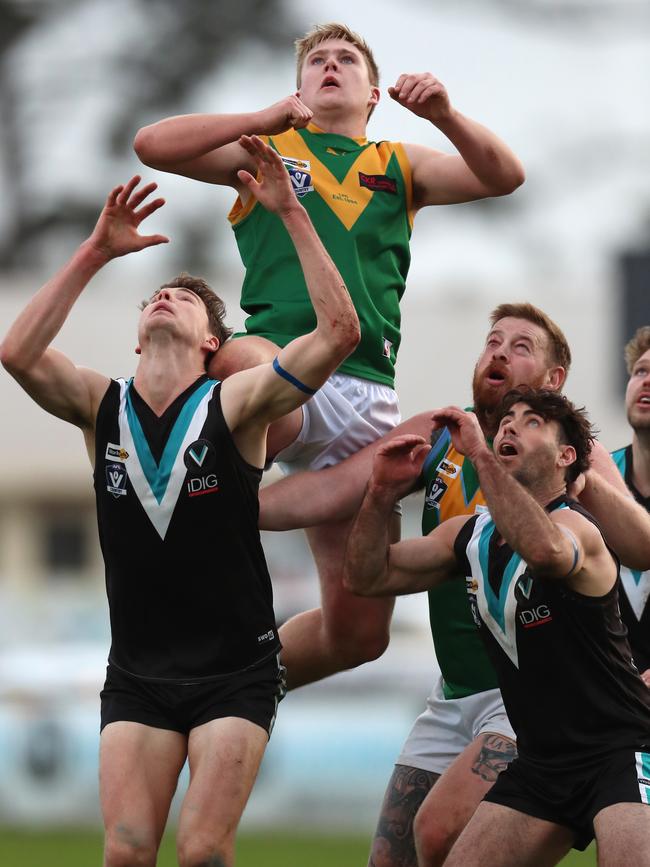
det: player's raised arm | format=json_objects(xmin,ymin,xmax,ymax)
[
  {"xmin": 573, "ymin": 440, "xmax": 650, "ymax": 572},
  {"xmin": 133, "ymin": 96, "xmax": 313, "ymax": 187},
  {"xmin": 390, "ymin": 73, "xmax": 525, "ymax": 209},
  {"xmin": 435, "ymin": 403, "xmax": 616, "ymax": 595},
  {"xmin": 0, "ymin": 177, "xmax": 168, "ymax": 430},
  {"xmin": 342, "ymin": 435, "xmax": 463, "ymax": 597},
  {"xmin": 221, "ymin": 135, "xmax": 359, "ymax": 462}
]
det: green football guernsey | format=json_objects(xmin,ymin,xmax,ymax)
[
  {"xmin": 421, "ymin": 426, "xmax": 501, "ymax": 700},
  {"xmin": 228, "ymin": 124, "xmax": 414, "ymax": 388}
]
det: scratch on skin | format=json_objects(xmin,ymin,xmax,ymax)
[{"xmin": 471, "ymin": 733, "xmax": 517, "ymax": 783}]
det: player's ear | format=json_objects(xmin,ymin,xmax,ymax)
[
  {"xmin": 369, "ymin": 86, "xmax": 380, "ymax": 109},
  {"xmin": 204, "ymin": 335, "xmax": 219, "ymax": 354},
  {"xmin": 558, "ymin": 444, "xmax": 576, "ymax": 469},
  {"xmin": 547, "ymin": 366, "xmax": 566, "ymax": 391}
]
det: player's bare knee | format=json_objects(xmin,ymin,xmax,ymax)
[
  {"xmin": 414, "ymin": 810, "xmax": 456, "ymax": 867},
  {"xmin": 329, "ymin": 622, "xmax": 390, "ymax": 667},
  {"xmin": 177, "ymin": 831, "xmax": 232, "ymax": 867},
  {"xmin": 208, "ymin": 334, "xmax": 278, "ymax": 380},
  {"xmin": 104, "ymin": 828, "xmax": 157, "ymax": 867}
]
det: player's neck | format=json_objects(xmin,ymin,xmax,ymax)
[
  {"xmin": 527, "ymin": 480, "xmax": 567, "ymax": 509},
  {"xmin": 134, "ymin": 341, "xmax": 205, "ymax": 416},
  {"xmin": 310, "ymin": 108, "xmax": 368, "ymax": 140},
  {"xmin": 631, "ymin": 432, "xmax": 650, "ymax": 497}
]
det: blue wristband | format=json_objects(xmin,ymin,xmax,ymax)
[{"xmin": 272, "ymin": 357, "xmax": 317, "ymax": 395}]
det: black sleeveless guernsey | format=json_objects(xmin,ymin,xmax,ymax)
[
  {"xmin": 454, "ymin": 495, "xmax": 650, "ymax": 765},
  {"xmin": 94, "ymin": 376, "xmax": 280, "ymax": 682}
]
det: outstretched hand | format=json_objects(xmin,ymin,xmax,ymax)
[
  {"xmin": 389, "ymin": 73, "xmax": 452, "ymax": 123},
  {"xmin": 371, "ymin": 434, "xmax": 432, "ymax": 500},
  {"xmin": 88, "ymin": 176, "xmax": 168, "ymax": 261},
  {"xmin": 431, "ymin": 407, "xmax": 488, "ymax": 462},
  {"xmin": 237, "ymin": 135, "xmax": 299, "ymax": 218}
]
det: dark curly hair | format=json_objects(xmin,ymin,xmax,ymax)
[
  {"xmin": 141, "ymin": 273, "xmax": 233, "ymax": 349},
  {"xmin": 497, "ymin": 388, "xmax": 595, "ymax": 483}
]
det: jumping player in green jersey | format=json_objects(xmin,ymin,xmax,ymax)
[
  {"xmin": 134, "ymin": 22, "xmax": 525, "ymax": 689},
  {"xmin": 612, "ymin": 326, "xmax": 650, "ymax": 683},
  {"xmin": 344, "ymin": 392, "xmax": 650, "ymax": 866},
  {"xmin": 0, "ymin": 138, "xmax": 360, "ymax": 867}
]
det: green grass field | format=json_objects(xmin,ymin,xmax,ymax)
[{"xmin": 0, "ymin": 828, "xmax": 597, "ymax": 866}]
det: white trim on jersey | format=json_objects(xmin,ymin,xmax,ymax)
[
  {"xmin": 117, "ymin": 378, "xmax": 218, "ymax": 540},
  {"xmin": 467, "ymin": 512, "xmax": 526, "ymax": 670}
]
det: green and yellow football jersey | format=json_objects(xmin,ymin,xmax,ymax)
[
  {"xmin": 421, "ymin": 426, "xmax": 501, "ymax": 700},
  {"xmin": 228, "ymin": 123, "xmax": 414, "ymax": 388}
]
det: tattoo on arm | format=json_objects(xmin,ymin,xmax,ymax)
[
  {"xmin": 368, "ymin": 764, "xmax": 439, "ymax": 867},
  {"xmin": 471, "ymin": 733, "xmax": 517, "ymax": 783}
]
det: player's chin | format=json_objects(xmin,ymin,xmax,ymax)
[{"xmin": 475, "ymin": 383, "xmax": 508, "ymax": 411}]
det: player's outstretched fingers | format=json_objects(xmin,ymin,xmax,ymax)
[
  {"xmin": 378, "ymin": 434, "xmax": 429, "ymax": 456},
  {"xmin": 127, "ymin": 181, "xmax": 160, "ymax": 210},
  {"xmin": 106, "ymin": 184, "xmax": 124, "ymax": 208},
  {"xmin": 138, "ymin": 232, "xmax": 169, "ymax": 250},
  {"xmin": 116, "ymin": 175, "xmax": 141, "ymax": 206},
  {"xmin": 236, "ymin": 169, "xmax": 259, "ymax": 190},
  {"xmin": 239, "ymin": 134, "xmax": 270, "ymax": 162},
  {"xmin": 134, "ymin": 196, "xmax": 166, "ymax": 223}
]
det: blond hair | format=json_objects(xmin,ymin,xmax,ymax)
[
  {"xmin": 490, "ymin": 302, "xmax": 571, "ymax": 373},
  {"xmin": 295, "ymin": 24, "xmax": 379, "ymax": 118},
  {"xmin": 624, "ymin": 326, "xmax": 650, "ymax": 374}
]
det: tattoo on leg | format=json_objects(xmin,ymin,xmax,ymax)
[
  {"xmin": 369, "ymin": 765, "xmax": 439, "ymax": 867},
  {"xmin": 471, "ymin": 733, "xmax": 517, "ymax": 783}
]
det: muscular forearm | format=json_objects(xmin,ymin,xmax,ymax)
[
  {"xmin": 343, "ymin": 483, "xmax": 400, "ymax": 595},
  {"xmin": 134, "ymin": 112, "xmax": 261, "ymax": 166},
  {"xmin": 434, "ymin": 109, "xmax": 524, "ymax": 194},
  {"xmin": 1, "ymin": 241, "xmax": 108, "ymax": 373},
  {"xmin": 473, "ymin": 449, "xmax": 568, "ymax": 571},
  {"xmin": 280, "ymin": 206, "xmax": 360, "ymax": 359},
  {"xmin": 579, "ymin": 470, "xmax": 650, "ymax": 570}
]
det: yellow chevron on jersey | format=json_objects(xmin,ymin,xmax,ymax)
[{"xmin": 228, "ymin": 124, "xmax": 414, "ymax": 232}]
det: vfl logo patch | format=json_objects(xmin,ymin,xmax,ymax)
[
  {"xmin": 424, "ymin": 477, "xmax": 448, "ymax": 510},
  {"xmin": 358, "ymin": 172, "xmax": 397, "ymax": 195},
  {"xmin": 465, "ymin": 577, "xmax": 481, "ymax": 627},
  {"xmin": 257, "ymin": 629, "xmax": 275, "ymax": 644},
  {"xmin": 106, "ymin": 463, "xmax": 127, "ymax": 498},
  {"xmin": 184, "ymin": 439, "xmax": 215, "ymax": 472},
  {"xmin": 105, "ymin": 443, "xmax": 129, "ymax": 462},
  {"xmin": 281, "ymin": 156, "xmax": 313, "ymax": 198},
  {"xmin": 436, "ymin": 459, "xmax": 460, "ymax": 480},
  {"xmin": 383, "ymin": 337, "xmax": 393, "ymax": 358}
]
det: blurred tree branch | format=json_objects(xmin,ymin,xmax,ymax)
[{"xmin": 0, "ymin": 0, "xmax": 295, "ymax": 271}]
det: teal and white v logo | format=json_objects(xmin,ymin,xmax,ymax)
[
  {"xmin": 621, "ymin": 566, "xmax": 650, "ymax": 621},
  {"xmin": 189, "ymin": 444, "xmax": 208, "ymax": 467},
  {"xmin": 466, "ymin": 512, "xmax": 526, "ymax": 669},
  {"xmin": 117, "ymin": 378, "xmax": 218, "ymax": 539}
]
